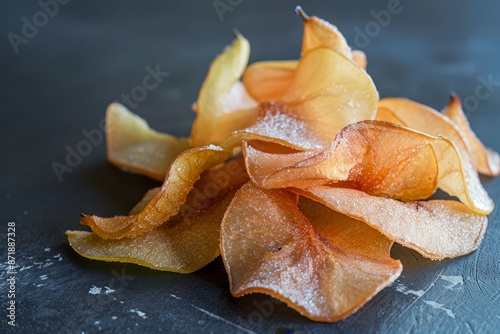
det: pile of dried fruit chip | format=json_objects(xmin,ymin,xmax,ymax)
[{"xmin": 66, "ymin": 7, "xmax": 500, "ymax": 322}]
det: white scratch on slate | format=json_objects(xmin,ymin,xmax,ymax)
[
  {"xmin": 104, "ymin": 286, "xmax": 115, "ymax": 294},
  {"xmin": 170, "ymin": 294, "xmax": 181, "ymax": 300},
  {"xmin": 439, "ymin": 275, "xmax": 464, "ymax": 289},
  {"xmin": 396, "ymin": 284, "xmax": 425, "ymax": 297},
  {"xmin": 111, "ymin": 316, "xmax": 117, "ymax": 320},
  {"xmin": 190, "ymin": 304, "xmax": 256, "ymax": 334},
  {"xmin": 89, "ymin": 286, "xmax": 102, "ymax": 295},
  {"xmin": 130, "ymin": 308, "xmax": 147, "ymax": 319},
  {"xmin": 39, "ymin": 274, "xmax": 48, "ymax": 280},
  {"xmin": 44, "ymin": 248, "xmax": 51, "ymax": 252},
  {"xmin": 424, "ymin": 300, "xmax": 455, "ymax": 319}
]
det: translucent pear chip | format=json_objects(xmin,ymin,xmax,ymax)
[
  {"xmin": 242, "ymin": 61, "xmax": 297, "ymax": 103},
  {"xmin": 297, "ymin": 187, "xmax": 488, "ymax": 260},
  {"xmin": 221, "ymin": 182, "xmax": 402, "ymax": 322},
  {"xmin": 67, "ymin": 159, "xmax": 247, "ymax": 272},
  {"xmin": 244, "ymin": 120, "xmax": 493, "ymax": 214},
  {"xmin": 106, "ymin": 103, "xmax": 190, "ymax": 181},
  {"xmin": 67, "ymin": 191, "xmax": 232, "ymax": 273},
  {"xmin": 81, "ymin": 146, "xmax": 233, "ymax": 239},
  {"xmin": 297, "ymin": 6, "xmax": 367, "ymax": 69},
  {"xmin": 443, "ymin": 94, "xmax": 500, "ymax": 176},
  {"xmin": 190, "ymin": 33, "xmax": 258, "ymax": 147},
  {"xmin": 282, "ymin": 48, "xmax": 378, "ymax": 143}
]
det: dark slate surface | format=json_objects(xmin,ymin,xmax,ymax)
[{"xmin": 1, "ymin": 1, "xmax": 500, "ymax": 333}]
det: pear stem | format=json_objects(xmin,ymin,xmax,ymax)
[
  {"xmin": 232, "ymin": 28, "xmax": 241, "ymax": 38},
  {"xmin": 295, "ymin": 6, "xmax": 310, "ymax": 21}
]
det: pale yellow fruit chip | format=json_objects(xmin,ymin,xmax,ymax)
[
  {"xmin": 106, "ymin": 103, "xmax": 190, "ymax": 181},
  {"xmin": 190, "ymin": 33, "xmax": 258, "ymax": 147}
]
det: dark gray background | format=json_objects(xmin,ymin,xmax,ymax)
[{"xmin": 1, "ymin": 0, "xmax": 500, "ymax": 333}]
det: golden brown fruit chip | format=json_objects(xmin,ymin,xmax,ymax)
[
  {"xmin": 242, "ymin": 9, "xmax": 369, "ymax": 104},
  {"xmin": 68, "ymin": 158, "xmax": 248, "ymax": 272},
  {"xmin": 67, "ymin": 189, "xmax": 239, "ymax": 272},
  {"xmin": 66, "ymin": 194, "xmax": 230, "ymax": 273},
  {"xmin": 282, "ymin": 47, "xmax": 378, "ymax": 143},
  {"xmin": 443, "ymin": 94, "xmax": 500, "ymax": 176},
  {"xmin": 106, "ymin": 103, "xmax": 190, "ymax": 181},
  {"xmin": 298, "ymin": 6, "xmax": 351, "ymax": 57},
  {"xmin": 81, "ymin": 145, "xmax": 233, "ymax": 239},
  {"xmin": 297, "ymin": 187, "xmax": 488, "ymax": 260},
  {"xmin": 297, "ymin": 6, "xmax": 366, "ymax": 69},
  {"xmin": 244, "ymin": 120, "xmax": 493, "ymax": 214},
  {"xmin": 242, "ymin": 60, "xmax": 297, "ymax": 103},
  {"xmin": 377, "ymin": 98, "xmax": 474, "ymax": 160},
  {"xmin": 221, "ymin": 182, "xmax": 402, "ymax": 322},
  {"xmin": 190, "ymin": 33, "xmax": 258, "ymax": 147}
]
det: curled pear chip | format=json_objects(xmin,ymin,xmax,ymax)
[
  {"xmin": 443, "ymin": 94, "xmax": 500, "ymax": 176},
  {"xmin": 297, "ymin": 187, "xmax": 488, "ymax": 260},
  {"xmin": 106, "ymin": 103, "xmax": 190, "ymax": 181},
  {"xmin": 282, "ymin": 47, "xmax": 378, "ymax": 143},
  {"xmin": 377, "ymin": 97, "xmax": 490, "ymax": 181},
  {"xmin": 242, "ymin": 61, "xmax": 297, "ymax": 103},
  {"xmin": 244, "ymin": 120, "xmax": 493, "ymax": 214},
  {"xmin": 377, "ymin": 98, "xmax": 473, "ymax": 159},
  {"xmin": 221, "ymin": 182, "xmax": 402, "ymax": 322},
  {"xmin": 242, "ymin": 7, "xmax": 370, "ymax": 105},
  {"xmin": 297, "ymin": 6, "xmax": 366, "ymax": 69},
  {"xmin": 190, "ymin": 33, "xmax": 258, "ymax": 147},
  {"xmin": 297, "ymin": 5, "xmax": 350, "ymax": 57},
  {"xmin": 66, "ymin": 191, "xmax": 232, "ymax": 273},
  {"xmin": 69, "ymin": 158, "xmax": 247, "ymax": 272},
  {"xmin": 81, "ymin": 145, "xmax": 233, "ymax": 239},
  {"xmin": 67, "ymin": 159, "xmax": 248, "ymax": 273}
]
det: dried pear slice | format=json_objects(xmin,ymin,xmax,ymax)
[
  {"xmin": 221, "ymin": 182, "xmax": 401, "ymax": 322},
  {"xmin": 297, "ymin": 6, "xmax": 366, "ymax": 69},
  {"xmin": 296, "ymin": 186, "xmax": 488, "ymax": 260},
  {"xmin": 190, "ymin": 33, "xmax": 258, "ymax": 147},
  {"xmin": 244, "ymin": 120, "xmax": 493, "ymax": 214},
  {"xmin": 443, "ymin": 94, "xmax": 500, "ymax": 176},
  {"xmin": 81, "ymin": 146, "xmax": 233, "ymax": 239},
  {"xmin": 282, "ymin": 47, "xmax": 378, "ymax": 143},
  {"xmin": 106, "ymin": 103, "xmax": 190, "ymax": 181}
]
